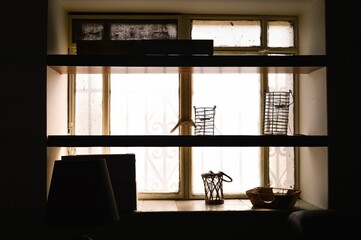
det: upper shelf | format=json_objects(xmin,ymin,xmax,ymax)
[{"xmin": 47, "ymin": 55, "xmax": 327, "ymax": 74}]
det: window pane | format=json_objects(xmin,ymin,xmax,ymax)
[
  {"xmin": 269, "ymin": 146, "xmax": 295, "ymax": 189},
  {"xmin": 267, "ymin": 21, "xmax": 294, "ymax": 48},
  {"xmin": 74, "ymin": 74, "xmax": 103, "ymax": 154},
  {"xmin": 80, "ymin": 23, "xmax": 105, "ymax": 40},
  {"xmin": 191, "ymin": 20, "xmax": 261, "ymax": 47},
  {"xmin": 109, "ymin": 74, "xmax": 178, "ymax": 135},
  {"xmin": 192, "ymin": 73, "xmax": 262, "ymax": 195},
  {"xmin": 75, "ymin": 74, "xmax": 103, "ymax": 135},
  {"xmin": 268, "ymin": 67, "xmax": 295, "ymax": 189},
  {"xmin": 109, "ymin": 73, "xmax": 179, "ymax": 193},
  {"xmin": 110, "ymin": 22, "xmax": 177, "ymax": 40}
]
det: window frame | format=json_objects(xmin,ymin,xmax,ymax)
[{"xmin": 67, "ymin": 13, "xmax": 299, "ymax": 200}]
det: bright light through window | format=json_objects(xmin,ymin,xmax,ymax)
[
  {"xmin": 109, "ymin": 73, "xmax": 180, "ymax": 193},
  {"xmin": 191, "ymin": 20, "xmax": 261, "ymax": 47},
  {"xmin": 192, "ymin": 73, "xmax": 262, "ymax": 194},
  {"xmin": 70, "ymin": 16, "xmax": 297, "ymax": 198}
]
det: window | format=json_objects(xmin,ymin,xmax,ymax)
[{"xmin": 68, "ymin": 14, "xmax": 298, "ymax": 199}]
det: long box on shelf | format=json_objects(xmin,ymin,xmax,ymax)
[{"xmin": 76, "ymin": 39, "xmax": 214, "ymax": 56}]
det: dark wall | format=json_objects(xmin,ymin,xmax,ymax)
[
  {"xmin": 0, "ymin": 0, "xmax": 48, "ymax": 239},
  {"xmin": 325, "ymin": 1, "xmax": 361, "ymax": 209}
]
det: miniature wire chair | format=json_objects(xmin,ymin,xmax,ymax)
[
  {"xmin": 262, "ymin": 90, "xmax": 293, "ymax": 135},
  {"xmin": 193, "ymin": 105, "xmax": 216, "ymax": 135}
]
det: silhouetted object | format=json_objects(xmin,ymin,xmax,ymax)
[
  {"xmin": 61, "ymin": 154, "xmax": 137, "ymax": 213},
  {"xmin": 77, "ymin": 40, "xmax": 214, "ymax": 55},
  {"xmin": 246, "ymin": 186, "xmax": 300, "ymax": 209},
  {"xmin": 194, "ymin": 105, "xmax": 216, "ymax": 135},
  {"xmin": 201, "ymin": 171, "xmax": 232, "ymax": 204},
  {"xmin": 45, "ymin": 158, "xmax": 119, "ymax": 240},
  {"xmin": 263, "ymin": 90, "xmax": 293, "ymax": 135}
]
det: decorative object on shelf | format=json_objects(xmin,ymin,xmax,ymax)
[
  {"xmin": 170, "ymin": 118, "xmax": 196, "ymax": 133},
  {"xmin": 201, "ymin": 171, "xmax": 233, "ymax": 205},
  {"xmin": 61, "ymin": 154, "xmax": 137, "ymax": 213},
  {"xmin": 45, "ymin": 158, "xmax": 119, "ymax": 240},
  {"xmin": 262, "ymin": 90, "xmax": 293, "ymax": 135},
  {"xmin": 194, "ymin": 105, "xmax": 216, "ymax": 135},
  {"xmin": 246, "ymin": 186, "xmax": 301, "ymax": 209},
  {"xmin": 76, "ymin": 39, "xmax": 214, "ymax": 56}
]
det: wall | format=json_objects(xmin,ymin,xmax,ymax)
[
  {"xmin": 0, "ymin": 0, "xmax": 49, "ymax": 239},
  {"xmin": 48, "ymin": 0, "xmax": 69, "ymax": 54},
  {"xmin": 297, "ymin": 0, "xmax": 328, "ymax": 208},
  {"xmin": 46, "ymin": 67, "xmax": 67, "ymax": 191},
  {"xmin": 298, "ymin": 68, "xmax": 328, "ymax": 209},
  {"xmin": 325, "ymin": 1, "xmax": 361, "ymax": 209},
  {"xmin": 47, "ymin": 0, "xmax": 69, "ymax": 192}
]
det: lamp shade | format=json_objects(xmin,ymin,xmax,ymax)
[{"xmin": 45, "ymin": 158, "xmax": 119, "ymax": 228}]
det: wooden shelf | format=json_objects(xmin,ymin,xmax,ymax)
[
  {"xmin": 47, "ymin": 135, "xmax": 328, "ymax": 147},
  {"xmin": 47, "ymin": 54, "xmax": 327, "ymax": 74}
]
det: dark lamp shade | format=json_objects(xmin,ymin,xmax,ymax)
[{"xmin": 45, "ymin": 158, "xmax": 119, "ymax": 228}]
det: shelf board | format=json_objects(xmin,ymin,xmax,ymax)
[
  {"xmin": 47, "ymin": 135, "xmax": 328, "ymax": 147},
  {"xmin": 47, "ymin": 55, "xmax": 327, "ymax": 74}
]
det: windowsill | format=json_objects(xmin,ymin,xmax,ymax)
[{"xmin": 135, "ymin": 199, "xmax": 322, "ymax": 212}]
